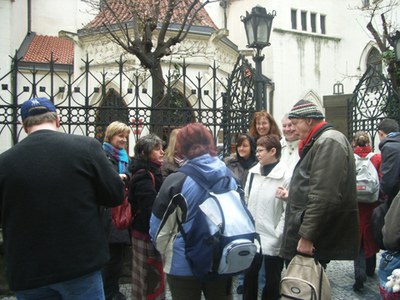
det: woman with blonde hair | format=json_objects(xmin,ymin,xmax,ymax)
[
  {"xmin": 102, "ymin": 121, "xmax": 131, "ymax": 300},
  {"xmin": 161, "ymin": 128, "xmax": 182, "ymax": 178},
  {"xmin": 249, "ymin": 110, "xmax": 281, "ymax": 141}
]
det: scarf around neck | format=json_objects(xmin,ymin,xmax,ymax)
[
  {"xmin": 298, "ymin": 121, "xmax": 328, "ymax": 156},
  {"xmin": 102, "ymin": 142, "xmax": 129, "ymax": 173},
  {"xmin": 238, "ymin": 155, "xmax": 257, "ymax": 170}
]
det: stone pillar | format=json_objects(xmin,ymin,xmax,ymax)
[{"xmin": 323, "ymin": 94, "xmax": 353, "ymax": 138}]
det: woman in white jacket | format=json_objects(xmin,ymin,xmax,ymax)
[{"xmin": 243, "ymin": 134, "xmax": 291, "ymax": 300}]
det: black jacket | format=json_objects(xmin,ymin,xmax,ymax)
[
  {"xmin": 379, "ymin": 133, "xmax": 400, "ymax": 201},
  {"xmin": 128, "ymin": 158, "xmax": 163, "ymax": 234},
  {"xmin": 0, "ymin": 130, "xmax": 124, "ymax": 291}
]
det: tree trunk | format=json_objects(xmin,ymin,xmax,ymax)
[{"xmin": 150, "ymin": 61, "xmax": 166, "ymax": 138}]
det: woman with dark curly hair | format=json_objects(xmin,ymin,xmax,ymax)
[
  {"xmin": 224, "ymin": 133, "xmax": 257, "ymax": 188},
  {"xmin": 128, "ymin": 134, "xmax": 165, "ymax": 300}
]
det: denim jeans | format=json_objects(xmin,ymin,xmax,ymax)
[{"xmin": 15, "ymin": 271, "xmax": 105, "ymax": 300}]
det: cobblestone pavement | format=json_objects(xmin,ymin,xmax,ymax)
[
  {"xmin": 122, "ymin": 257, "xmax": 382, "ymax": 299},
  {"xmin": 0, "ymin": 258, "xmax": 382, "ymax": 300}
]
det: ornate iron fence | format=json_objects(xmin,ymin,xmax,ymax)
[
  {"xmin": 349, "ymin": 65, "xmax": 400, "ymax": 147},
  {"xmin": 0, "ymin": 53, "xmax": 256, "ymax": 156}
]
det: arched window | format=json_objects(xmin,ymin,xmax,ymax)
[
  {"xmin": 366, "ymin": 47, "xmax": 383, "ymax": 92},
  {"xmin": 95, "ymin": 88, "xmax": 129, "ymax": 142},
  {"xmin": 367, "ymin": 48, "xmax": 382, "ymax": 72}
]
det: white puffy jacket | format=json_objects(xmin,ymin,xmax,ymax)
[{"xmin": 245, "ymin": 161, "xmax": 291, "ymax": 256}]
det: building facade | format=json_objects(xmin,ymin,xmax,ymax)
[{"xmin": 0, "ymin": 0, "xmax": 398, "ymax": 153}]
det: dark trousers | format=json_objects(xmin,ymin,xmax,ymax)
[
  {"xmin": 101, "ymin": 243, "xmax": 126, "ymax": 300},
  {"xmin": 354, "ymin": 246, "xmax": 367, "ymax": 282},
  {"xmin": 243, "ymin": 253, "xmax": 284, "ymax": 300},
  {"xmin": 167, "ymin": 274, "xmax": 232, "ymax": 300}
]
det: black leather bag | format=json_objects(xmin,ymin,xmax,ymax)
[{"xmin": 371, "ymin": 201, "xmax": 390, "ymax": 250}]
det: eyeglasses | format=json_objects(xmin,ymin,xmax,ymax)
[{"xmin": 256, "ymin": 148, "xmax": 267, "ymax": 153}]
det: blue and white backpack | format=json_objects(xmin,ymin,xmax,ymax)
[{"xmin": 177, "ymin": 164, "xmax": 258, "ymax": 279}]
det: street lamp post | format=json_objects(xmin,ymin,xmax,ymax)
[{"xmin": 241, "ymin": 6, "xmax": 276, "ymax": 111}]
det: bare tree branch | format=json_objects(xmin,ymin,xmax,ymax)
[{"xmin": 367, "ymin": 21, "xmax": 386, "ymax": 51}]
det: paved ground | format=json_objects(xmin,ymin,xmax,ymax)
[{"xmin": 0, "ymin": 257, "xmax": 382, "ymax": 300}]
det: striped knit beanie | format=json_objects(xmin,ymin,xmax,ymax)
[{"xmin": 288, "ymin": 99, "xmax": 324, "ymax": 119}]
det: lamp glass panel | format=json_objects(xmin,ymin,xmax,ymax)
[
  {"xmin": 256, "ymin": 17, "xmax": 269, "ymax": 45},
  {"xmin": 245, "ymin": 19, "xmax": 255, "ymax": 46},
  {"xmin": 265, "ymin": 17, "xmax": 274, "ymax": 44},
  {"xmin": 395, "ymin": 38, "xmax": 400, "ymax": 61}
]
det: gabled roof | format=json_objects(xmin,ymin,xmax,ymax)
[
  {"xmin": 21, "ymin": 34, "xmax": 74, "ymax": 65},
  {"xmin": 85, "ymin": 0, "xmax": 217, "ymax": 30}
]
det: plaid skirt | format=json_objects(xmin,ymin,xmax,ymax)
[{"xmin": 131, "ymin": 233, "xmax": 165, "ymax": 300}]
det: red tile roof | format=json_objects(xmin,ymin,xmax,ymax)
[
  {"xmin": 86, "ymin": 0, "xmax": 217, "ymax": 29},
  {"xmin": 22, "ymin": 35, "xmax": 74, "ymax": 65}
]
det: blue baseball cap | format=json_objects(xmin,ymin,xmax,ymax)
[{"xmin": 21, "ymin": 97, "xmax": 57, "ymax": 121}]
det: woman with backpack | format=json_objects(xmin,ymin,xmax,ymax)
[
  {"xmin": 150, "ymin": 123, "xmax": 237, "ymax": 300},
  {"xmin": 352, "ymin": 131, "xmax": 381, "ymax": 292}
]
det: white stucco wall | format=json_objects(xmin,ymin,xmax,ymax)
[
  {"xmin": 205, "ymin": 0, "xmax": 399, "ymax": 123},
  {"xmin": 1, "ymin": 0, "xmax": 399, "ymax": 154},
  {"xmin": 31, "ymin": 0, "xmax": 93, "ymax": 35},
  {"xmin": 0, "ymin": 0, "xmax": 28, "ymax": 74}
]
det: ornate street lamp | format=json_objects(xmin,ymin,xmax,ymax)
[
  {"xmin": 393, "ymin": 31, "xmax": 400, "ymax": 62},
  {"xmin": 241, "ymin": 6, "xmax": 276, "ymax": 111}
]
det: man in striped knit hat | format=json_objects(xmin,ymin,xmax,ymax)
[{"xmin": 280, "ymin": 99, "xmax": 359, "ymax": 267}]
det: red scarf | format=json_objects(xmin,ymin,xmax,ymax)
[{"xmin": 298, "ymin": 121, "xmax": 328, "ymax": 156}]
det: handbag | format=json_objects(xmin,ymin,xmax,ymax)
[
  {"xmin": 372, "ymin": 200, "xmax": 390, "ymax": 249},
  {"xmin": 280, "ymin": 254, "xmax": 331, "ymax": 300},
  {"xmin": 111, "ymin": 186, "xmax": 131, "ymax": 230},
  {"xmin": 378, "ymin": 250, "xmax": 400, "ymax": 299}
]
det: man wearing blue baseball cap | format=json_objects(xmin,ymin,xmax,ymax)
[{"xmin": 0, "ymin": 97, "xmax": 124, "ymax": 299}]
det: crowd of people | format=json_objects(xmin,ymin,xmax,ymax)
[{"xmin": 0, "ymin": 96, "xmax": 399, "ymax": 300}]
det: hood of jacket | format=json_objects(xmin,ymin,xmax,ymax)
[
  {"xmin": 379, "ymin": 132, "xmax": 400, "ymax": 150},
  {"xmin": 179, "ymin": 154, "xmax": 234, "ymax": 193}
]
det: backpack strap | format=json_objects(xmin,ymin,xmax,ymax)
[
  {"xmin": 179, "ymin": 163, "xmax": 233, "ymax": 194},
  {"xmin": 248, "ymin": 173, "xmax": 255, "ymax": 195},
  {"xmin": 365, "ymin": 152, "xmax": 375, "ymax": 160},
  {"xmin": 354, "ymin": 152, "xmax": 374, "ymax": 161},
  {"xmin": 133, "ymin": 168, "xmax": 156, "ymax": 187},
  {"xmin": 176, "ymin": 163, "xmax": 231, "ymax": 244}
]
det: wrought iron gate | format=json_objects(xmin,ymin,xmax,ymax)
[
  {"xmin": 348, "ymin": 65, "xmax": 400, "ymax": 147},
  {"xmin": 0, "ymin": 53, "xmax": 255, "ymax": 155}
]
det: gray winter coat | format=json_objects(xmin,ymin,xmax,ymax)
[
  {"xmin": 383, "ymin": 191, "xmax": 400, "ymax": 250},
  {"xmin": 280, "ymin": 124, "xmax": 359, "ymax": 261}
]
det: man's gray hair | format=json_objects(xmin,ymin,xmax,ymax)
[{"xmin": 22, "ymin": 112, "xmax": 57, "ymax": 128}]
